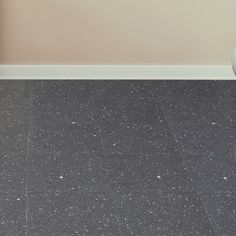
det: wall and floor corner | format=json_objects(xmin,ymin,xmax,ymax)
[{"xmin": 1, "ymin": 2, "xmax": 236, "ymax": 236}]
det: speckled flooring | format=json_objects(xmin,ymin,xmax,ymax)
[{"xmin": 0, "ymin": 81, "xmax": 236, "ymax": 236}]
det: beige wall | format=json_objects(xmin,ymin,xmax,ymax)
[{"xmin": 1, "ymin": 0, "xmax": 236, "ymax": 64}]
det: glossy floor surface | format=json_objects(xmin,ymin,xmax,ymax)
[{"xmin": 0, "ymin": 81, "xmax": 236, "ymax": 236}]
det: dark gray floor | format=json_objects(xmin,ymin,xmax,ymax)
[{"xmin": 0, "ymin": 81, "xmax": 236, "ymax": 236}]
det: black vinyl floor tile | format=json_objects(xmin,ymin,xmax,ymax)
[
  {"xmin": 93, "ymin": 97, "xmax": 163, "ymax": 126},
  {"xmin": 0, "ymin": 81, "xmax": 29, "ymax": 127},
  {"xmin": 88, "ymin": 80, "xmax": 161, "ymax": 98},
  {"xmin": 1, "ymin": 80, "xmax": 236, "ymax": 235},
  {"xmin": 27, "ymin": 189, "xmax": 214, "ymax": 236},
  {"xmin": 0, "ymin": 190, "xmax": 26, "ymax": 236},
  {"xmin": 161, "ymin": 84, "xmax": 236, "ymax": 236},
  {"xmin": 0, "ymin": 125, "xmax": 28, "ymax": 236}
]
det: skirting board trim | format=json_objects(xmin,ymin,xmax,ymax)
[{"xmin": 0, "ymin": 65, "xmax": 235, "ymax": 80}]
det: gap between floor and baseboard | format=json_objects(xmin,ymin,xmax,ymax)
[{"xmin": 0, "ymin": 65, "xmax": 235, "ymax": 80}]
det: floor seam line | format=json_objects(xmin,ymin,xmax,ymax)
[{"xmin": 25, "ymin": 82, "xmax": 32, "ymax": 236}]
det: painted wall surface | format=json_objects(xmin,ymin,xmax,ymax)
[{"xmin": 1, "ymin": 0, "xmax": 236, "ymax": 64}]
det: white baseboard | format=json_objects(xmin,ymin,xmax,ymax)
[{"xmin": 0, "ymin": 65, "xmax": 235, "ymax": 80}]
